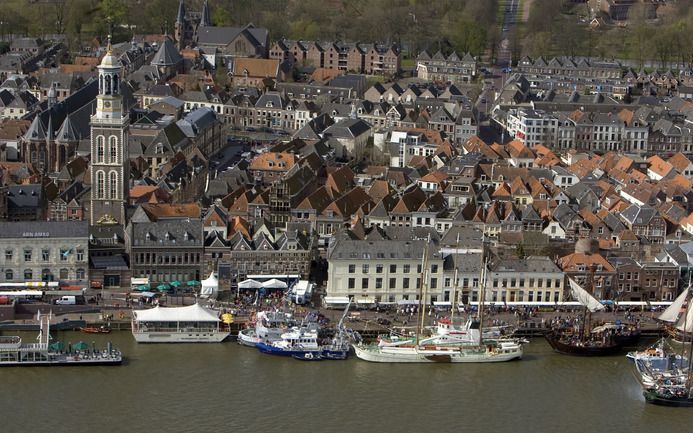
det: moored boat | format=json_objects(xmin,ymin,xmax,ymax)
[
  {"xmin": 238, "ymin": 311, "xmax": 295, "ymax": 347},
  {"xmin": 641, "ymin": 286, "xmax": 693, "ymax": 406},
  {"xmin": 545, "ymin": 279, "xmax": 638, "ymax": 356},
  {"xmin": 80, "ymin": 326, "xmax": 112, "ymax": 334},
  {"xmin": 131, "ymin": 303, "xmax": 230, "ymax": 343},
  {"xmin": 0, "ymin": 312, "xmax": 122, "ymax": 366},
  {"xmin": 353, "ymin": 242, "xmax": 524, "ymax": 363}
]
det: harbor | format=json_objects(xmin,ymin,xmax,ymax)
[{"xmin": 1, "ymin": 330, "xmax": 692, "ymax": 433}]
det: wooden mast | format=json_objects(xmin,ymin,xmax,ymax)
[
  {"xmin": 415, "ymin": 239, "xmax": 430, "ymax": 345},
  {"xmin": 450, "ymin": 232, "xmax": 460, "ymax": 324}
]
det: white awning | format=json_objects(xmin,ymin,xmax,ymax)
[
  {"xmin": 356, "ymin": 298, "xmax": 375, "ymax": 304},
  {"xmin": 324, "ymin": 296, "xmax": 350, "ymax": 305},
  {"xmin": 133, "ymin": 303, "xmax": 220, "ymax": 323},
  {"xmin": 433, "ymin": 301, "xmax": 452, "ymax": 306},
  {"xmin": 131, "ymin": 277, "xmax": 150, "ymax": 286}
]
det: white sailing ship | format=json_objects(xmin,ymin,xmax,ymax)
[{"xmin": 353, "ymin": 239, "xmax": 523, "ymax": 363}]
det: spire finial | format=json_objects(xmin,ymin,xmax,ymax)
[{"xmin": 107, "ymin": 34, "xmax": 112, "ymax": 54}]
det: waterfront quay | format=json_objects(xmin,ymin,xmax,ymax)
[{"xmin": 0, "ymin": 290, "xmax": 666, "ymax": 340}]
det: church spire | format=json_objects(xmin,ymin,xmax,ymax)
[
  {"xmin": 176, "ymin": 0, "xmax": 186, "ymax": 25},
  {"xmin": 201, "ymin": 0, "xmax": 211, "ymax": 27}
]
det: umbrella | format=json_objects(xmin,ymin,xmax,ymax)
[
  {"xmin": 49, "ymin": 341, "xmax": 64, "ymax": 351},
  {"xmin": 169, "ymin": 281, "xmax": 182, "ymax": 287},
  {"xmin": 186, "ymin": 280, "xmax": 200, "ymax": 287},
  {"xmin": 73, "ymin": 341, "xmax": 89, "ymax": 350},
  {"xmin": 134, "ymin": 284, "xmax": 150, "ymax": 292},
  {"xmin": 221, "ymin": 313, "xmax": 234, "ymax": 324},
  {"xmin": 156, "ymin": 284, "xmax": 171, "ymax": 292}
]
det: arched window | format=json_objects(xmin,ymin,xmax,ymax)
[
  {"xmin": 109, "ymin": 136, "xmax": 118, "ymax": 163},
  {"xmin": 113, "ymin": 75, "xmax": 118, "ymax": 94},
  {"xmin": 5, "ymin": 270, "xmax": 13, "ymax": 280},
  {"xmin": 24, "ymin": 269, "xmax": 32, "ymax": 280},
  {"xmin": 105, "ymin": 74, "xmax": 111, "ymax": 95},
  {"xmin": 99, "ymin": 75, "xmax": 104, "ymax": 94},
  {"xmin": 108, "ymin": 171, "xmax": 117, "ymax": 200},
  {"xmin": 59, "ymin": 268, "xmax": 68, "ymax": 280},
  {"xmin": 96, "ymin": 135, "xmax": 105, "ymax": 163},
  {"xmin": 76, "ymin": 269, "xmax": 85, "ymax": 280},
  {"xmin": 96, "ymin": 170, "xmax": 105, "ymax": 199}
]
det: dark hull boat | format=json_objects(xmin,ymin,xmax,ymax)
[
  {"xmin": 643, "ymin": 389, "xmax": 693, "ymax": 407},
  {"xmin": 545, "ymin": 331, "xmax": 623, "ymax": 356}
]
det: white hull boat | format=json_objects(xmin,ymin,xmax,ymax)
[{"xmin": 353, "ymin": 341, "xmax": 523, "ymax": 363}]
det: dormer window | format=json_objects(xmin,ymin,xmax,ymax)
[
  {"xmin": 266, "ymin": 101, "xmax": 273, "ymax": 108},
  {"xmin": 165, "ymin": 232, "xmax": 170, "ymax": 240},
  {"xmin": 184, "ymin": 232, "xmax": 189, "ymax": 241},
  {"xmin": 145, "ymin": 232, "xmax": 151, "ymax": 240}
]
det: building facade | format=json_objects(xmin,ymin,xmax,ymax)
[{"xmin": 0, "ymin": 221, "xmax": 89, "ymax": 283}]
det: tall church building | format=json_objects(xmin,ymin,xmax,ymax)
[{"xmin": 90, "ymin": 42, "xmax": 130, "ymax": 226}]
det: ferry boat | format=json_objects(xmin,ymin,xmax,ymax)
[
  {"xmin": 0, "ymin": 312, "xmax": 122, "ymax": 366},
  {"xmin": 131, "ymin": 303, "xmax": 230, "ymax": 343}
]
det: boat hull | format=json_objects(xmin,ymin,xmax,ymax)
[
  {"xmin": 238, "ymin": 328, "xmax": 261, "ymax": 347},
  {"xmin": 352, "ymin": 344, "xmax": 522, "ymax": 363},
  {"xmin": 643, "ymin": 390, "xmax": 693, "ymax": 407},
  {"xmin": 544, "ymin": 332, "xmax": 623, "ymax": 356},
  {"xmin": 615, "ymin": 331, "xmax": 641, "ymax": 347},
  {"xmin": 256, "ymin": 342, "xmax": 320, "ymax": 357},
  {"xmin": 132, "ymin": 331, "xmax": 230, "ymax": 343},
  {"xmin": 0, "ymin": 354, "xmax": 122, "ymax": 367}
]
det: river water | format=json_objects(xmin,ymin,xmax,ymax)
[{"xmin": 1, "ymin": 332, "xmax": 692, "ymax": 433}]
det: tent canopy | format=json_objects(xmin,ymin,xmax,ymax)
[
  {"xmin": 261, "ymin": 278, "xmax": 288, "ymax": 289},
  {"xmin": 200, "ymin": 272, "xmax": 219, "ymax": 299},
  {"xmin": 239, "ymin": 279, "xmax": 263, "ymax": 289},
  {"xmin": 133, "ymin": 303, "xmax": 220, "ymax": 323}
]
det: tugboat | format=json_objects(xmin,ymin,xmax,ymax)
[{"xmin": 545, "ymin": 279, "xmax": 639, "ymax": 356}]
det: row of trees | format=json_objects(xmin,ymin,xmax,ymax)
[
  {"xmin": 521, "ymin": 0, "xmax": 693, "ymax": 69},
  {"xmin": 2, "ymin": 0, "xmax": 498, "ymax": 59},
  {"xmin": 7, "ymin": 0, "xmax": 693, "ymax": 69}
]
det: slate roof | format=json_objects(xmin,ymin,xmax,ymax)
[
  {"xmin": 151, "ymin": 39, "xmax": 183, "ymax": 66},
  {"xmin": 0, "ymin": 220, "xmax": 88, "ymax": 238},
  {"xmin": 131, "ymin": 219, "xmax": 203, "ymax": 247}
]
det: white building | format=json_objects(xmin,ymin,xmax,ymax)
[
  {"xmin": 326, "ymin": 238, "xmax": 445, "ymax": 304},
  {"xmin": 0, "ymin": 221, "xmax": 89, "ymax": 283}
]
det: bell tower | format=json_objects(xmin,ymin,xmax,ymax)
[{"xmin": 90, "ymin": 38, "xmax": 130, "ymax": 226}]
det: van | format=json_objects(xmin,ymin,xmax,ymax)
[{"xmin": 55, "ymin": 296, "xmax": 76, "ymax": 305}]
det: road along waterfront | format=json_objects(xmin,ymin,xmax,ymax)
[{"xmin": 1, "ymin": 332, "xmax": 693, "ymax": 433}]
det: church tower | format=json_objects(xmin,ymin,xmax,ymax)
[
  {"xmin": 90, "ymin": 39, "xmax": 130, "ymax": 226},
  {"xmin": 174, "ymin": 0, "xmax": 186, "ymax": 50}
]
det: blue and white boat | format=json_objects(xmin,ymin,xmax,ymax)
[{"xmin": 256, "ymin": 300, "xmax": 353, "ymax": 360}]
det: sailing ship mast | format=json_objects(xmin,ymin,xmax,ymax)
[
  {"xmin": 451, "ymin": 232, "xmax": 460, "ymax": 324},
  {"xmin": 477, "ymin": 235, "xmax": 489, "ymax": 345},
  {"xmin": 415, "ymin": 239, "xmax": 430, "ymax": 345}
]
